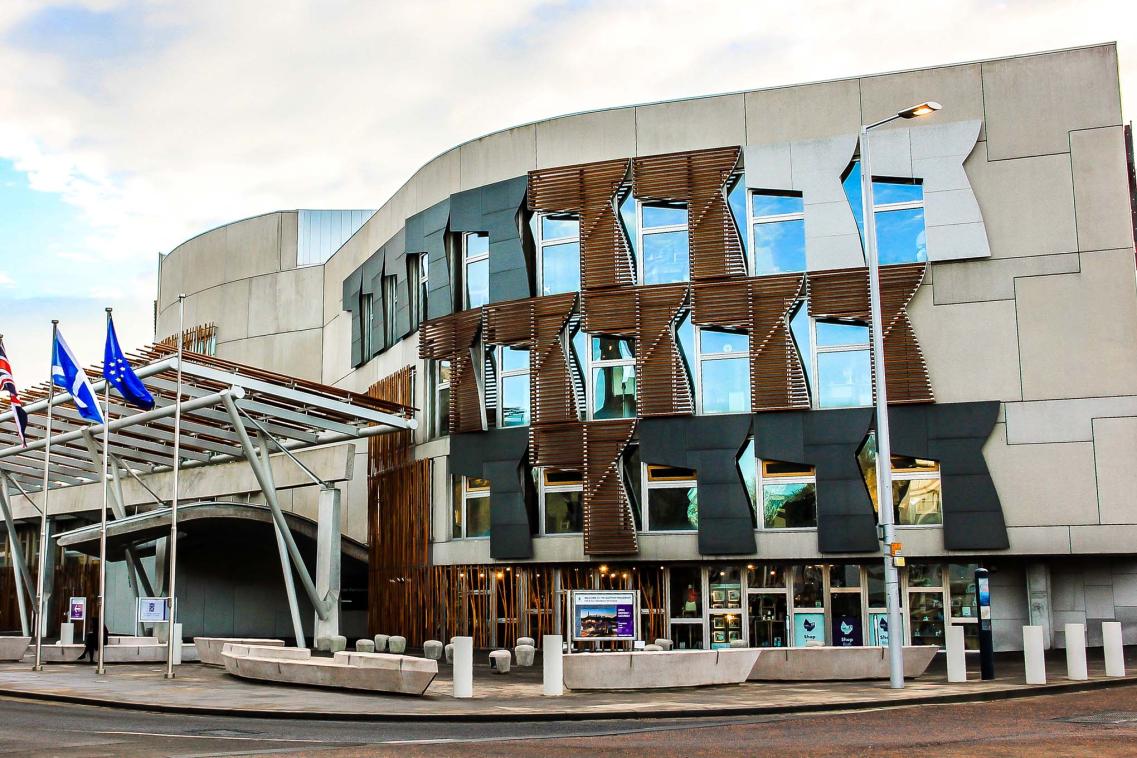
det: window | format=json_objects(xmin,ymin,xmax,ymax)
[
  {"xmin": 537, "ymin": 214, "xmax": 580, "ymax": 295},
  {"xmin": 453, "ymin": 476, "xmax": 491, "ymax": 539},
  {"xmin": 644, "ymin": 464, "xmax": 698, "ymax": 531},
  {"xmin": 857, "ymin": 433, "xmax": 943, "ymax": 526},
  {"xmin": 842, "ymin": 163, "xmax": 927, "ymax": 265},
  {"xmin": 408, "ymin": 253, "xmax": 428, "ymax": 330},
  {"xmin": 432, "ymin": 359, "xmax": 451, "ymax": 438},
  {"xmin": 463, "ymin": 232, "xmax": 489, "ymax": 309},
  {"xmin": 497, "ymin": 346, "xmax": 530, "ymax": 428},
  {"xmin": 813, "ymin": 320, "xmax": 872, "ymax": 408},
  {"xmin": 537, "ymin": 469, "xmax": 583, "ymax": 534},
  {"xmin": 382, "ymin": 274, "xmax": 397, "ymax": 346},
  {"xmin": 588, "ymin": 335, "xmax": 636, "ymax": 420},
  {"xmin": 758, "ymin": 459, "xmax": 817, "ymax": 529},
  {"xmin": 638, "ymin": 200, "xmax": 689, "ymax": 285},
  {"xmin": 751, "ymin": 191, "xmax": 806, "ymax": 275},
  {"xmin": 696, "ymin": 327, "xmax": 750, "ymax": 414},
  {"xmin": 360, "ymin": 292, "xmax": 374, "ymax": 358}
]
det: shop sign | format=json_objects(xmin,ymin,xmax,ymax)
[
  {"xmin": 571, "ymin": 590, "xmax": 638, "ymax": 641},
  {"xmin": 68, "ymin": 597, "xmax": 86, "ymax": 622},
  {"xmin": 869, "ymin": 612, "xmax": 906, "ymax": 646},
  {"xmin": 833, "ymin": 614, "xmax": 862, "ymax": 647},
  {"xmin": 793, "ymin": 612, "xmax": 825, "ymax": 647},
  {"xmin": 137, "ymin": 597, "xmax": 169, "ymax": 623}
]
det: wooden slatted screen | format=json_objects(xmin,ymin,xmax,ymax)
[
  {"xmin": 636, "ymin": 283, "xmax": 693, "ymax": 417},
  {"xmin": 583, "ymin": 419, "xmax": 639, "ymax": 555}
]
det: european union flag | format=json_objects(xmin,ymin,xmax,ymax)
[
  {"xmin": 51, "ymin": 329, "xmax": 104, "ymax": 424},
  {"xmin": 104, "ymin": 316, "xmax": 154, "ymax": 410}
]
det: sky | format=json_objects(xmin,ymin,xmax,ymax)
[{"xmin": 0, "ymin": 0, "xmax": 1134, "ymax": 387}]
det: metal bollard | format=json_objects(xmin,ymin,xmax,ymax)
[
  {"xmin": 543, "ymin": 634, "xmax": 563, "ymax": 696},
  {"xmin": 451, "ymin": 636, "xmax": 473, "ymax": 698},
  {"xmin": 1023, "ymin": 625, "xmax": 1046, "ymax": 685},
  {"xmin": 946, "ymin": 625, "xmax": 967, "ymax": 683},
  {"xmin": 1064, "ymin": 623, "xmax": 1087, "ymax": 681},
  {"xmin": 1103, "ymin": 621, "xmax": 1126, "ymax": 677}
]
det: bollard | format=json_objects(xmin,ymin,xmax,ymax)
[
  {"xmin": 1023, "ymin": 625, "xmax": 1046, "ymax": 685},
  {"xmin": 1103, "ymin": 621, "xmax": 1126, "ymax": 677},
  {"xmin": 543, "ymin": 634, "xmax": 564, "ymax": 696},
  {"xmin": 1064, "ymin": 623, "xmax": 1088, "ymax": 681},
  {"xmin": 946, "ymin": 625, "xmax": 967, "ymax": 683},
  {"xmin": 452, "ymin": 636, "xmax": 473, "ymax": 698}
]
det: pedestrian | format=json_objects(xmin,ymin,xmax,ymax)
[{"xmin": 82, "ymin": 617, "xmax": 109, "ymax": 664}]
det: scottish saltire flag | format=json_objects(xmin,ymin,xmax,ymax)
[
  {"xmin": 0, "ymin": 341, "xmax": 29, "ymax": 446},
  {"xmin": 104, "ymin": 316, "xmax": 154, "ymax": 410},
  {"xmin": 51, "ymin": 329, "xmax": 104, "ymax": 424}
]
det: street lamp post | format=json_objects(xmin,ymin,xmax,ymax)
[{"xmin": 859, "ymin": 100, "xmax": 941, "ymax": 690}]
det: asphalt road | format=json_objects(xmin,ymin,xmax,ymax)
[{"xmin": 1, "ymin": 684, "xmax": 1136, "ymax": 757}]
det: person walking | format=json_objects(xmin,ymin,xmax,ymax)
[{"xmin": 82, "ymin": 616, "xmax": 108, "ymax": 664}]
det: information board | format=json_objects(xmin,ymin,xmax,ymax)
[
  {"xmin": 137, "ymin": 596, "xmax": 169, "ymax": 623},
  {"xmin": 570, "ymin": 590, "xmax": 638, "ymax": 641},
  {"xmin": 68, "ymin": 597, "xmax": 86, "ymax": 622}
]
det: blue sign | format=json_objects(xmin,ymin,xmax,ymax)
[
  {"xmin": 833, "ymin": 615, "xmax": 863, "ymax": 647},
  {"xmin": 793, "ymin": 612, "xmax": 825, "ymax": 646}
]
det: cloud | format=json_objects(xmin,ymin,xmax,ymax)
[{"xmin": 0, "ymin": 0, "xmax": 1133, "ymax": 376}]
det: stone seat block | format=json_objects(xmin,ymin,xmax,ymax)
[
  {"xmin": 373, "ymin": 634, "xmax": 389, "ymax": 652},
  {"xmin": 194, "ymin": 638, "xmax": 284, "ymax": 666},
  {"xmin": 516, "ymin": 637, "xmax": 535, "ymax": 647},
  {"xmin": 224, "ymin": 647, "xmax": 438, "ymax": 695},
  {"xmin": 489, "ymin": 649, "xmax": 511, "ymax": 674},
  {"xmin": 423, "ymin": 640, "xmax": 443, "ymax": 660},
  {"xmin": 515, "ymin": 643, "xmax": 535, "ymax": 667},
  {"xmin": 0, "ymin": 636, "xmax": 30, "ymax": 662},
  {"xmin": 388, "ymin": 635, "xmax": 407, "ymax": 654},
  {"xmin": 355, "ymin": 639, "xmax": 375, "ymax": 653}
]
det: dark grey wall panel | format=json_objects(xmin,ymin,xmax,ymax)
[
  {"xmin": 640, "ymin": 415, "xmax": 756, "ymax": 555},
  {"xmin": 450, "ymin": 427, "xmax": 533, "ymax": 560},
  {"xmin": 888, "ymin": 402, "xmax": 1008, "ymax": 550},
  {"xmin": 450, "ymin": 176, "xmax": 530, "ymax": 304},
  {"xmin": 381, "ymin": 228, "xmax": 410, "ymax": 341},
  {"xmin": 341, "ymin": 269, "xmax": 363, "ymax": 368},
  {"xmin": 361, "ymin": 248, "xmax": 386, "ymax": 357},
  {"xmin": 753, "ymin": 409, "xmax": 877, "ymax": 553},
  {"xmin": 406, "ymin": 198, "xmax": 452, "ymax": 321}
]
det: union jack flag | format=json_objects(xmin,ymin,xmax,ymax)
[{"xmin": 0, "ymin": 340, "xmax": 28, "ymax": 446}]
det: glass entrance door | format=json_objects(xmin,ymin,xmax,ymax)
[{"xmin": 748, "ymin": 593, "xmax": 788, "ymax": 647}]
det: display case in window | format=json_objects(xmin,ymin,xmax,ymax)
[
  {"xmin": 709, "ymin": 567, "xmax": 742, "ymax": 610},
  {"xmin": 948, "ymin": 563, "xmax": 979, "ymax": 619},
  {"xmin": 748, "ymin": 594, "xmax": 788, "ymax": 647},
  {"xmin": 908, "ymin": 591, "xmax": 945, "ymax": 646}
]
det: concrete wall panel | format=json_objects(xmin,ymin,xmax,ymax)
[
  {"xmin": 931, "ymin": 253, "xmax": 1079, "ymax": 305},
  {"xmin": 248, "ymin": 266, "xmax": 324, "ymax": 338},
  {"xmin": 860, "ymin": 63, "xmax": 985, "ymax": 139},
  {"xmin": 745, "ymin": 78, "xmax": 861, "ymax": 145},
  {"xmin": 216, "ymin": 328, "xmax": 322, "ymax": 381},
  {"xmin": 535, "ymin": 108, "xmax": 637, "ymax": 169},
  {"xmin": 635, "ymin": 94, "xmax": 745, "ymax": 156},
  {"xmin": 1093, "ymin": 416, "xmax": 1137, "ymax": 524},
  {"xmin": 224, "ymin": 212, "xmax": 283, "ymax": 283},
  {"xmin": 1070, "ymin": 125, "xmax": 1134, "ymax": 253},
  {"xmin": 983, "ymin": 424, "xmax": 1098, "ymax": 527},
  {"xmin": 460, "ymin": 124, "xmax": 537, "ymax": 191}
]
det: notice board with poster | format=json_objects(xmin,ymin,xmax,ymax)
[{"xmin": 570, "ymin": 590, "xmax": 639, "ymax": 642}]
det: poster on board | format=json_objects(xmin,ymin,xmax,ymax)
[
  {"xmin": 833, "ymin": 614, "xmax": 863, "ymax": 646},
  {"xmin": 793, "ymin": 612, "xmax": 825, "ymax": 647},
  {"xmin": 571, "ymin": 590, "xmax": 638, "ymax": 641}
]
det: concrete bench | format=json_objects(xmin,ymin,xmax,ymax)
[
  {"xmin": 562, "ymin": 648, "xmax": 760, "ymax": 690},
  {"xmin": 36, "ymin": 640, "xmax": 197, "ymax": 664},
  {"xmin": 195, "ymin": 637, "xmax": 285, "ymax": 666},
  {"xmin": 221, "ymin": 645, "xmax": 437, "ymax": 696},
  {"xmin": 747, "ymin": 645, "xmax": 939, "ymax": 681},
  {"xmin": 0, "ymin": 636, "xmax": 30, "ymax": 662}
]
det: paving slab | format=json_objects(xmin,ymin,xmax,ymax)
[{"xmin": 0, "ymin": 650, "xmax": 1134, "ymax": 722}]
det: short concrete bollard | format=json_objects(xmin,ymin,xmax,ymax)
[
  {"xmin": 424, "ymin": 640, "xmax": 443, "ymax": 661},
  {"xmin": 729, "ymin": 639, "xmax": 747, "ymax": 649},
  {"xmin": 543, "ymin": 634, "xmax": 563, "ymax": 696},
  {"xmin": 373, "ymin": 634, "xmax": 389, "ymax": 652},
  {"xmin": 388, "ymin": 636, "xmax": 407, "ymax": 654},
  {"xmin": 515, "ymin": 643, "xmax": 535, "ymax": 667},
  {"xmin": 355, "ymin": 639, "xmax": 375, "ymax": 653},
  {"xmin": 330, "ymin": 635, "xmax": 347, "ymax": 653},
  {"xmin": 643, "ymin": 644, "xmax": 662, "ymax": 651},
  {"xmin": 654, "ymin": 639, "xmax": 673, "ymax": 651},
  {"xmin": 1064, "ymin": 623, "xmax": 1088, "ymax": 681},
  {"xmin": 315, "ymin": 636, "xmax": 332, "ymax": 652},
  {"xmin": 444, "ymin": 643, "xmax": 454, "ymax": 664},
  {"xmin": 946, "ymin": 625, "xmax": 967, "ymax": 683},
  {"xmin": 452, "ymin": 637, "xmax": 473, "ymax": 698},
  {"xmin": 1103, "ymin": 621, "xmax": 1126, "ymax": 677},
  {"xmin": 59, "ymin": 624, "xmax": 74, "ymax": 645},
  {"xmin": 1023, "ymin": 625, "xmax": 1046, "ymax": 685},
  {"xmin": 489, "ymin": 649, "xmax": 512, "ymax": 673}
]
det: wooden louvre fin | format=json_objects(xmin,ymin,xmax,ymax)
[
  {"xmin": 368, "ymin": 366, "xmax": 416, "ymax": 473},
  {"xmin": 528, "ymin": 158, "xmax": 633, "ymax": 291},
  {"xmin": 582, "ymin": 419, "xmax": 638, "ymax": 555},
  {"xmin": 418, "ymin": 310, "xmax": 485, "ymax": 434},
  {"xmin": 633, "ymin": 146, "xmax": 745, "ymax": 281},
  {"xmin": 807, "ymin": 267, "xmax": 871, "ymax": 321},
  {"xmin": 636, "ymin": 283, "xmax": 693, "ymax": 417},
  {"xmin": 750, "ymin": 274, "xmax": 810, "ymax": 411},
  {"xmin": 531, "ymin": 420, "xmax": 585, "ymax": 470},
  {"xmin": 581, "ymin": 287, "xmax": 637, "ymax": 336},
  {"xmin": 418, "ymin": 313, "xmax": 458, "ymax": 361},
  {"xmin": 531, "ymin": 293, "xmax": 580, "ymax": 430},
  {"xmin": 483, "ymin": 297, "xmax": 533, "ymax": 347},
  {"xmin": 691, "ymin": 278, "xmax": 749, "ymax": 330},
  {"xmin": 879, "ymin": 263, "xmax": 933, "ymax": 404}
]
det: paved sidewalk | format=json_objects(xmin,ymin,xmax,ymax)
[{"xmin": 0, "ymin": 651, "xmax": 1134, "ymax": 721}]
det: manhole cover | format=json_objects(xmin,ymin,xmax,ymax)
[{"xmin": 1057, "ymin": 712, "xmax": 1137, "ymax": 724}]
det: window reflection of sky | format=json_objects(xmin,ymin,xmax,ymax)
[
  {"xmin": 643, "ymin": 229, "xmax": 688, "ymax": 284},
  {"xmin": 840, "ymin": 163, "xmax": 927, "ymax": 265},
  {"xmin": 465, "ymin": 258, "xmax": 488, "ymax": 307},
  {"xmin": 817, "ymin": 350, "xmax": 872, "ymax": 408},
  {"xmin": 701, "ymin": 357, "xmax": 749, "ymax": 414},
  {"xmin": 501, "ymin": 373, "xmax": 530, "ymax": 427},
  {"xmin": 754, "ymin": 219, "xmax": 806, "ymax": 274},
  {"xmin": 701, "ymin": 329, "xmax": 749, "ymax": 354},
  {"xmin": 752, "ymin": 193, "xmax": 804, "ymax": 217},
  {"xmin": 814, "ymin": 321, "xmax": 869, "ymax": 347},
  {"xmin": 542, "ymin": 241, "xmax": 581, "ymax": 294},
  {"xmin": 541, "ymin": 215, "xmax": 579, "ymax": 240},
  {"xmin": 642, "ymin": 202, "xmax": 688, "ymax": 228}
]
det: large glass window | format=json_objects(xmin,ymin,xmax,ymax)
[
  {"xmin": 842, "ymin": 163, "xmax": 927, "ymax": 265},
  {"xmin": 814, "ymin": 320, "xmax": 872, "ymax": 408},
  {"xmin": 697, "ymin": 328, "xmax": 750, "ymax": 414},
  {"xmin": 857, "ymin": 433, "xmax": 943, "ymax": 526},
  {"xmin": 639, "ymin": 201, "xmax": 689, "ymax": 285},
  {"xmin": 537, "ymin": 214, "xmax": 581, "ymax": 295},
  {"xmin": 432, "ymin": 360, "xmax": 451, "ymax": 438},
  {"xmin": 644, "ymin": 464, "xmax": 698, "ymax": 532},
  {"xmin": 669, "ymin": 565, "xmax": 704, "ymax": 650},
  {"xmin": 454, "ymin": 476, "xmax": 491, "ymax": 539},
  {"xmin": 497, "ymin": 346, "xmax": 530, "ymax": 428},
  {"xmin": 538, "ymin": 469, "xmax": 582, "ymax": 534},
  {"xmin": 408, "ymin": 253, "xmax": 428, "ymax": 330},
  {"xmin": 751, "ymin": 191, "xmax": 806, "ymax": 275},
  {"xmin": 589, "ymin": 335, "xmax": 636, "ymax": 420},
  {"xmin": 382, "ymin": 274, "xmax": 397, "ymax": 346},
  {"xmin": 758, "ymin": 460, "xmax": 817, "ymax": 529},
  {"xmin": 463, "ymin": 232, "xmax": 490, "ymax": 309}
]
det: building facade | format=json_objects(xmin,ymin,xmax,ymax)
[{"xmin": 149, "ymin": 44, "xmax": 1137, "ymax": 653}]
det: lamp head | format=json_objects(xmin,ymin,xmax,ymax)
[{"xmin": 898, "ymin": 101, "xmax": 942, "ymax": 119}]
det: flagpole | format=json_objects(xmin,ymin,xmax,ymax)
[
  {"xmin": 32, "ymin": 320, "xmax": 59, "ymax": 672},
  {"xmin": 164, "ymin": 294, "xmax": 185, "ymax": 679},
  {"xmin": 96, "ymin": 309, "xmax": 112, "ymax": 675}
]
